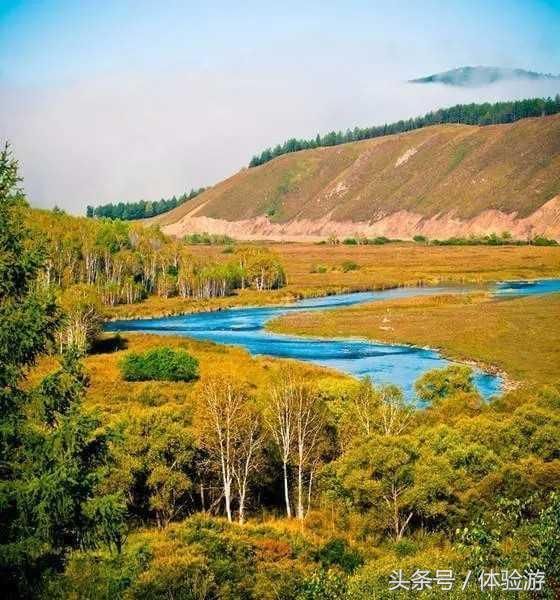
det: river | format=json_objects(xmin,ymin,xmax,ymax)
[{"xmin": 106, "ymin": 279, "xmax": 560, "ymax": 401}]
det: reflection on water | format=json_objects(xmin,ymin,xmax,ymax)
[{"xmin": 106, "ymin": 279, "xmax": 560, "ymax": 402}]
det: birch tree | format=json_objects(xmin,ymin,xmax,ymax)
[
  {"xmin": 267, "ymin": 367, "xmax": 325, "ymax": 520},
  {"xmin": 197, "ymin": 377, "xmax": 262, "ymax": 523}
]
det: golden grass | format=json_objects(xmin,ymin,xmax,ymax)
[
  {"xmin": 31, "ymin": 333, "xmax": 350, "ymax": 422},
  {"xmin": 269, "ymin": 292, "xmax": 560, "ymax": 386},
  {"xmin": 108, "ymin": 244, "xmax": 560, "ymax": 319}
]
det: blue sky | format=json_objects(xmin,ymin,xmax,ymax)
[{"xmin": 1, "ymin": 0, "xmax": 559, "ymax": 211}]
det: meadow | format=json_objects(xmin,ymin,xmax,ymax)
[
  {"xmin": 113, "ymin": 242, "xmax": 560, "ymax": 318},
  {"xmin": 269, "ymin": 291, "xmax": 560, "ymax": 387}
]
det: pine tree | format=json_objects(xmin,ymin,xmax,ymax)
[{"xmin": 0, "ymin": 144, "xmax": 124, "ymax": 598}]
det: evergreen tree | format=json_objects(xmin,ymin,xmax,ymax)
[{"xmin": 0, "ymin": 144, "xmax": 124, "ymax": 598}]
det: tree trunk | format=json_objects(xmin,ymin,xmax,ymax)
[
  {"xmin": 283, "ymin": 460, "xmax": 292, "ymax": 518},
  {"xmin": 224, "ymin": 480, "xmax": 232, "ymax": 522},
  {"xmin": 296, "ymin": 457, "xmax": 304, "ymax": 520}
]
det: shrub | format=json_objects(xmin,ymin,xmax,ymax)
[
  {"xmin": 341, "ymin": 260, "xmax": 359, "ymax": 272},
  {"xmin": 369, "ymin": 236, "xmax": 390, "ymax": 245},
  {"xmin": 393, "ymin": 538, "xmax": 418, "ymax": 558},
  {"xmin": 313, "ymin": 539, "xmax": 363, "ymax": 573},
  {"xmin": 342, "ymin": 237, "xmax": 358, "ymax": 245},
  {"xmin": 532, "ymin": 235, "xmax": 558, "ymax": 246},
  {"xmin": 413, "ymin": 235, "xmax": 427, "ymax": 243},
  {"xmin": 311, "ymin": 264, "xmax": 328, "ymax": 274},
  {"xmin": 120, "ymin": 347, "xmax": 199, "ymax": 382}
]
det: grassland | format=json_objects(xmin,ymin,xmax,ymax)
[
  {"xmin": 31, "ymin": 332, "xmax": 349, "ymax": 421},
  {"xmin": 110, "ymin": 243, "xmax": 560, "ymax": 318},
  {"xmin": 269, "ymin": 291, "xmax": 560, "ymax": 386}
]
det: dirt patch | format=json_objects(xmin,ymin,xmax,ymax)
[{"xmin": 162, "ymin": 196, "xmax": 560, "ymax": 242}]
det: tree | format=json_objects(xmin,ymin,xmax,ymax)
[
  {"xmin": 267, "ymin": 367, "xmax": 325, "ymax": 520},
  {"xmin": 197, "ymin": 377, "xmax": 262, "ymax": 523},
  {"xmin": 415, "ymin": 365, "xmax": 475, "ymax": 404},
  {"xmin": 57, "ymin": 284, "xmax": 106, "ymax": 353},
  {"xmin": 0, "ymin": 144, "xmax": 122, "ymax": 597},
  {"xmin": 336, "ymin": 379, "xmax": 412, "ymax": 450}
]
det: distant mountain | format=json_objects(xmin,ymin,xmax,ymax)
[{"xmin": 410, "ymin": 66, "xmax": 560, "ymax": 87}]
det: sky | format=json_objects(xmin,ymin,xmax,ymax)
[{"xmin": 1, "ymin": 0, "xmax": 559, "ymax": 213}]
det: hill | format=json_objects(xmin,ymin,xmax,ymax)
[
  {"xmin": 410, "ymin": 66, "xmax": 560, "ymax": 87},
  {"xmin": 154, "ymin": 114, "xmax": 560, "ymax": 241}
]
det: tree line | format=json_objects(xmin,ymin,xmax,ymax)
[
  {"xmin": 249, "ymin": 95, "xmax": 560, "ymax": 167},
  {"xmin": 85, "ymin": 187, "xmax": 206, "ymax": 220},
  {"xmin": 28, "ymin": 206, "xmax": 285, "ymax": 354}
]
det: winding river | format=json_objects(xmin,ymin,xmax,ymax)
[{"xmin": 106, "ymin": 279, "xmax": 560, "ymax": 402}]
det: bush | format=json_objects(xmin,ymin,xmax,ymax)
[
  {"xmin": 313, "ymin": 539, "xmax": 363, "ymax": 573},
  {"xmin": 369, "ymin": 236, "xmax": 390, "ymax": 245},
  {"xmin": 311, "ymin": 264, "xmax": 328, "ymax": 274},
  {"xmin": 184, "ymin": 232, "xmax": 235, "ymax": 245},
  {"xmin": 120, "ymin": 347, "xmax": 199, "ymax": 382},
  {"xmin": 532, "ymin": 235, "xmax": 558, "ymax": 246},
  {"xmin": 341, "ymin": 260, "xmax": 359, "ymax": 272},
  {"xmin": 342, "ymin": 238, "xmax": 358, "ymax": 245},
  {"xmin": 393, "ymin": 538, "xmax": 418, "ymax": 558},
  {"xmin": 413, "ymin": 235, "xmax": 427, "ymax": 243}
]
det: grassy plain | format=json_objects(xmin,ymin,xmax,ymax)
[
  {"xmin": 110, "ymin": 243, "xmax": 560, "ymax": 318},
  {"xmin": 31, "ymin": 332, "xmax": 349, "ymax": 421},
  {"xmin": 269, "ymin": 291, "xmax": 560, "ymax": 386}
]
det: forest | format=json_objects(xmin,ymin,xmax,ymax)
[
  {"xmin": 249, "ymin": 95, "xmax": 560, "ymax": 167},
  {"xmin": 1, "ymin": 144, "xmax": 559, "ymax": 599},
  {"xmin": 86, "ymin": 187, "xmax": 206, "ymax": 221}
]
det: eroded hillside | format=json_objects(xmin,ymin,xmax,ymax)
[{"xmin": 154, "ymin": 115, "xmax": 560, "ymax": 240}]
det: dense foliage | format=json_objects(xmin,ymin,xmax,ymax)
[
  {"xmin": 29, "ymin": 210, "xmax": 286, "ymax": 310},
  {"xmin": 44, "ymin": 360, "xmax": 560, "ymax": 598},
  {"xmin": 86, "ymin": 187, "xmax": 206, "ymax": 220},
  {"xmin": 0, "ymin": 145, "xmax": 123, "ymax": 599},
  {"xmin": 120, "ymin": 347, "xmax": 199, "ymax": 382},
  {"xmin": 249, "ymin": 95, "xmax": 560, "ymax": 167},
  {"xmin": 183, "ymin": 232, "xmax": 235, "ymax": 245}
]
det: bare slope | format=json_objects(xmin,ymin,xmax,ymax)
[{"xmin": 155, "ymin": 115, "xmax": 560, "ymax": 241}]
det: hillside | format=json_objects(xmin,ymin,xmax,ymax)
[{"xmin": 154, "ymin": 114, "xmax": 560, "ymax": 241}]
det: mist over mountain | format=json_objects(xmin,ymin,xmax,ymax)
[{"xmin": 410, "ymin": 66, "xmax": 560, "ymax": 88}]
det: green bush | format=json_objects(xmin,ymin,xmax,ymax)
[
  {"xmin": 342, "ymin": 238, "xmax": 358, "ymax": 245},
  {"xmin": 313, "ymin": 538, "xmax": 363, "ymax": 573},
  {"xmin": 120, "ymin": 347, "xmax": 199, "ymax": 382},
  {"xmin": 369, "ymin": 236, "xmax": 390, "ymax": 245},
  {"xmin": 311, "ymin": 264, "xmax": 328, "ymax": 274},
  {"xmin": 341, "ymin": 260, "xmax": 359, "ymax": 272},
  {"xmin": 532, "ymin": 235, "xmax": 558, "ymax": 246},
  {"xmin": 393, "ymin": 538, "xmax": 418, "ymax": 558},
  {"xmin": 413, "ymin": 235, "xmax": 427, "ymax": 243}
]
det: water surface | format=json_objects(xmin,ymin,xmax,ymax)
[{"xmin": 107, "ymin": 279, "xmax": 560, "ymax": 401}]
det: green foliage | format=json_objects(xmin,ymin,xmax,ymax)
[
  {"xmin": 296, "ymin": 569, "xmax": 347, "ymax": 600},
  {"xmin": 249, "ymin": 95, "xmax": 560, "ymax": 167},
  {"xmin": 431, "ymin": 232, "xmax": 558, "ymax": 245},
  {"xmin": 183, "ymin": 232, "xmax": 235, "ymax": 245},
  {"xmin": 340, "ymin": 260, "xmax": 359, "ymax": 272},
  {"xmin": 28, "ymin": 210, "xmax": 286, "ymax": 307},
  {"xmin": 415, "ymin": 365, "xmax": 475, "ymax": 404},
  {"xmin": 413, "ymin": 235, "xmax": 428, "ymax": 243},
  {"xmin": 0, "ymin": 150, "xmax": 123, "ymax": 597},
  {"xmin": 86, "ymin": 187, "xmax": 206, "ymax": 221},
  {"xmin": 313, "ymin": 539, "xmax": 363, "ymax": 574},
  {"xmin": 120, "ymin": 347, "xmax": 199, "ymax": 382}
]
